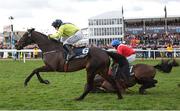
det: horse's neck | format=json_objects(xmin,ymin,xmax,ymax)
[{"xmin": 33, "ymin": 32, "xmax": 63, "ymax": 53}]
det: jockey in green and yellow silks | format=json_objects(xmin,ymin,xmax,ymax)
[
  {"xmin": 49, "ymin": 23, "xmax": 79, "ymax": 39},
  {"xmin": 49, "ymin": 19, "xmax": 83, "ymax": 61}
]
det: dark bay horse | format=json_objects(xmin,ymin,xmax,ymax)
[
  {"xmin": 91, "ymin": 59, "xmax": 174, "ymax": 94},
  {"xmin": 15, "ymin": 28, "xmax": 129, "ymax": 100}
]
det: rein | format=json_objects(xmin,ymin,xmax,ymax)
[{"xmin": 43, "ymin": 50, "xmax": 58, "ymax": 55}]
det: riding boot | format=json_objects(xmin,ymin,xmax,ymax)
[{"xmin": 63, "ymin": 44, "xmax": 75, "ymax": 61}]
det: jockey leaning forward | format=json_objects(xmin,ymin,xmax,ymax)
[
  {"xmin": 111, "ymin": 39, "xmax": 136, "ymax": 63},
  {"xmin": 48, "ymin": 19, "xmax": 83, "ymax": 61}
]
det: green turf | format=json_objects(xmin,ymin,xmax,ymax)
[{"xmin": 0, "ymin": 59, "xmax": 180, "ymax": 110}]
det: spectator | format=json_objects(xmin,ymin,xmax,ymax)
[
  {"xmin": 33, "ymin": 46, "xmax": 38, "ymax": 59},
  {"xmin": 166, "ymin": 43, "xmax": 173, "ymax": 58},
  {"xmin": 142, "ymin": 45, "xmax": 148, "ymax": 60}
]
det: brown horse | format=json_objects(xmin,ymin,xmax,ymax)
[
  {"xmin": 91, "ymin": 59, "xmax": 174, "ymax": 94},
  {"xmin": 15, "ymin": 28, "xmax": 130, "ymax": 100}
]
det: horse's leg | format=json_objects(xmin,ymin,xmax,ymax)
[
  {"xmin": 113, "ymin": 79, "xmax": 123, "ymax": 99},
  {"xmin": 103, "ymin": 76, "xmax": 123, "ymax": 99},
  {"xmin": 36, "ymin": 72, "xmax": 50, "ymax": 84},
  {"xmin": 139, "ymin": 78, "xmax": 157, "ymax": 94},
  {"xmin": 75, "ymin": 70, "xmax": 96, "ymax": 101},
  {"xmin": 36, "ymin": 66, "xmax": 54, "ymax": 84},
  {"xmin": 24, "ymin": 66, "xmax": 53, "ymax": 86}
]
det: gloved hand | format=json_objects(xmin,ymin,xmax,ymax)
[
  {"xmin": 47, "ymin": 35, "xmax": 59, "ymax": 43},
  {"xmin": 48, "ymin": 34, "xmax": 52, "ymax": 39},
  {"xmin": 48, "ymin": 35, "xmax": 57, "ymax": 40}
]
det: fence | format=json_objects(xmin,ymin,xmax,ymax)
[
  {"xmin": 108, "ymin": 48, "xmax": 180, "ymax": 59},
  {"xmin": 135, "ymin": 48, "xmax": 180, "ymax": 59},
  {"xmin": 0, "ymin": 49, "xmax": 180, "ymax": 63},
  {"xmin": 0, "ymin": 49, "xmax": 41, "ymax": 63}
]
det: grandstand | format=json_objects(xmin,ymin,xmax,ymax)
[
  {"xmin": 124, "ymin": 16, "xmax": 180, "ymax": 48},
  {"xmin": 125, "ymin": 16, "xmax": 180, "ymax": 34},
  {"xmin": 0, "ymin": 33, "xmax": 3, "ymax": 42},
  {"xmin": 88, "ymin": 11, "xmax": 180, "ymax": 48},
  {"xmin": 88, "ymin": 11, "xmax": 123, "ymax": 45}
]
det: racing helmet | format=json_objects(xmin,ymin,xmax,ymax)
[{"xmin": 52, "ymin": 19, "xmax": 63, "ymax": 28}]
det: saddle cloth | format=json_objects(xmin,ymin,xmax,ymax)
[{"xmin": 64, "ymin": 47, "xmax": 89, "ymax": 59}]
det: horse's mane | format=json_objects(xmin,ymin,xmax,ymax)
[
  {"xmin": 33, "ymin": 30, "xmax": 61, "ymax": 45},
  {"xmin": 36, "ymin": 31, "xmax": 48, "ymax": 38}
]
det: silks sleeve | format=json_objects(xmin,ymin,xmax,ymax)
[
  {"xmin": 117, "ymin": 46, "xmax": 123, "ymax": 55},
  {"xmin": 49, "ymin": 26, "xmax": 64, "ymax": 39}
]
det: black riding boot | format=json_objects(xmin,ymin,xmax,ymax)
[{"xmin": 63, "ymin": 44, "xmax": 75, "ymax": 61}]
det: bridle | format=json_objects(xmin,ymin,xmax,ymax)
[{"xmin": 27, "ymin": 31, "xmax": 32, "ymax": 38}]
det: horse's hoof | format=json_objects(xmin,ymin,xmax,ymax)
[
  {"xmin": 139, "ymin": 88, "xmax": 146, "ymax": 94},
  {"xmin": 118, "ymin": 96, "xmax": 123, "ymax": 99},
  {"xmin": 44, "ymin": 80, "xmax": 50, "ymax": 84},
  {"xmin": 74, "ymin": 97, "xmax": 83, "ymax": 101},
  {"xmin": 24, "ymin": 82, "xmax": 28, "ymax": 87},
  {"xmin": 139, "ymin": 91, "xmax": 146, "ymax": 95}
]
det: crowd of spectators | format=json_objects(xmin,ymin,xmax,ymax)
[
  {"xmin": 124, "ymin": 33, "xmax": 180, "ymax": 49},
  {"xmin": 87, "ymin": 32, "xmax": 180, "ymax": 59}
]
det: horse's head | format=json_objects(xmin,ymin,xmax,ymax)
[
  {"xmin": 15, "ymin": 28, "xmax": 35, "ymax": 50},
  {"xmin": 154, "ymin": 59, "xmax": 173, "ymax": 73}
]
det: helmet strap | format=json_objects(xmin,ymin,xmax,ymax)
[{"xmin": 114, "ymin": 46, "xmax": 118, "ymax": 49}]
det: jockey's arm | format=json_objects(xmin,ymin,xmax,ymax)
[
  {"xmin": 117, "ymin": 46, "xmax": 123, "ymax": 55},
  {"xmin": 49, "ymin": 26, "xmax": 64, "ymax": 39}
]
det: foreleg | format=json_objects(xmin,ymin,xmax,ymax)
[{"xmin": 24, "ymin": 66, "xmax": 53, "ymax": 86}]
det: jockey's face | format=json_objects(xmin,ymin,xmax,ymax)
[
  {"xmin": 113, "ymin": 46, "xmax": 118, "ymax": 49},
  {"xmin": 55, "ymin": 27, "xmax": 58, "ymax": 31}
]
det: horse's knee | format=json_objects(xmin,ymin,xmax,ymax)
[
  {"xmin": 85, "ymin": 83, "xmax": 93, "ymax": 91},
  {"xmin": 32, "ymin": 69, "xmax": 39, "ymax": 74}
]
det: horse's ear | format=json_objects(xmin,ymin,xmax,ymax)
[
  {"xmin": 31, "ymin": 28, "xmax": 35, "ymax": 31},
  {"xmin": 27, "ymin": 28, "xmax": 35, "ymax": 33}
]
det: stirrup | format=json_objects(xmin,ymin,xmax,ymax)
[
  {"xmin": 66, "ymin": 54, "xmax": 70, "ymax": 61},
  {"xmin": 66, "ymin": 54, "xmax": 75, "ymax": 61}
]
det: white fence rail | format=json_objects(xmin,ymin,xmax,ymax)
[
  {"xmin": 0, "ymin": 49, "xmax": 180, "ymax": 63},
  {"xmin": 108, "ymin": 48, "xmax": 180, "ymax": 59},
  {"xmin": 0, "ymin": 49, "xmax": 42, "ymax": 63}
]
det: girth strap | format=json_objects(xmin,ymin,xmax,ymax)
[
  {"xmin": 64, "ymin": 61, "xmax": 69, "ymax": 72},
  {"xmin": 42, "ymin": 50, "xmax": 69, "ymax": 72}
]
